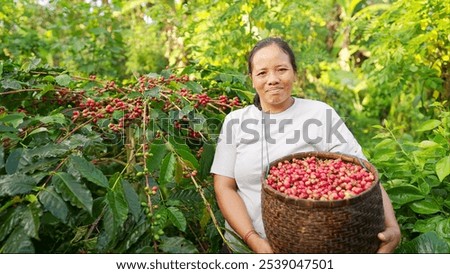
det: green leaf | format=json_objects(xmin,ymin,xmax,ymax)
[
  {"xmin": 39, "ymin": 113, "xmax": 67, "ymax": 125},
  {"xmin": 0, "ymin": 147, "xmax": 4, "ymax": 170},
  {"xmin": 55, "ymin": 74, "xmax": 72, "ymax": 87},
  {"xmin": 219, "ymin": 73, "xmax": 233, "ymax": 83},
  {"xmin": 20, "ymin": 202, "xmax": 42, "ymax": 239},
  {"xmin": 1, "ymin": 227, "xmax": 35, "ymax": 253},
  {"xmin": 70, "ymin": 226, "xmax": 89, "ymax": 244},
  {"xmin": 159, "ymin": 236, "xmax": 198, "ymax": 254},
  {"xmin": 0, "ymin": 173, "xmax": 36, "ymax": 197},
  {"xmin": 147, "ymin": 140, "xmax": 168, "ymax": 172},
  {"xmin": 374, "ymin": 138, "xmax": 395, "ymax": 149},
  {"xmin": 42, "ymin": 75, "xmax": 55, "ymax": 83},
  {"xmin": 0, "ymin": 113, "xmax": 25, "ymax": 128},
  {"xmin": 191, "ymin": 112, "xmax": 206, "ymax": 132},
  {"xmin": 174, "ymin": 159, "xmax": 184, "ymax": 184},
  {"xmin": 121, "ymin": 179, "xmax": 141, "ymax": 221},
  {"xmin": 371, "ymin": 125, "xmax": 385, "ymax": 130},
  {"xmin": 395, "ymin": 232, "xmax": 450, "ymax": 254},
  {"xmin": 180, "ymin": 105, "xmax": 194, "ymax": 117},
  {"xmin": 52, "ymin": 172, "xmax": 93, "ymax": 214},
  {"xmin": 144, "ymin": 87, "xmax": 160, "ymax": 98},
  {"xmin": 103, "ymin": 187, "xmax": 129, "ymax": 239},
  {"xmin": 416, "ymin": 119, "xmax": 441, "ymax": 132},
  {"xmin": 372, "ymin": 132, "xmax": 391, "ymax": 139},
  {"xmin": 126, "ymin": 91, "xmax": 143, "ymax": 99},
  {"xmin": 1, "ymin": 79, "xmax": 22, "ymax": 90},
  {"xmin": 418, "ymin": 140, "xmax": 441, "ymax": 149},
  {"xmin": 62, "ymin": 134, "xmax": 91, "ymax": 149},
  {"xmin": 175, "ymin": 148, "xmax": 199, "ymax": 169},
  {"xmin": 28, "ymin": 127, "xmax": 48, "ymax": 136},
  {"xmin": 413, "ymin": 216, "xmax": 444, "ymax": 233},
  {"xmin": 387, "ymin": 185, "xmax": 425, "ymax": 205},
  {"xmin": 5, "ymin": 148, "xmax": 23, "ymax": 174},
  {"xmin": 198, "ymin": 143, "xmax": 215, "ymax": 180},
  {"xmin": 116, "ymin": 219, "xmax": 150, "ymax": 253},
  {"xmin": 159, "ymin": 153, "xmax": 176, "ymax": 185},
  {"xmin": 154, "ymin": 207, "xmax": 169, "ymax": 228},
  {"xmin": 21, "ymin": 58, "xmax": 41, "ymax": 72},
  {"xmin": 0, "ymin": 207, "xmax": 23, "ymax": 242},
  {"xmin": 38, "ymin": 186, "xmax": 69, "ymax": 223},
  {"xmin": 185, "ymin": 81, "xmax": 203, "ymax": 93},
  {"xmin": 168, "ymin": 136, "xmax": 191, "ymax": 151},
  {"xmin": 234, "ymin": 88, "xmax": 255, "ymax": 102},
  {"xmin": 409, "ymin": 198, "xmax": 441, "ymax": 215},
  {"xmin": 112, "ymin": 110, "xmax": 124, "ymax": 120},
  {"xmin": 38, "ymin": 84, "xmax": 54, "ymax": 97},
  {"xmin": 69, "ymin": 155, "xmax": 109, "ymax": 188},
  {"xmin": 436, "ymin": 156, "xmax": 450, "ymax": 182},
  {"xmin": 435, "ymin": 217, "xmax": 450, "ymax": 238},
  {"xmin": 26, "ymin": 143, "xmax": 69, "ymax": 159},
  {"xmin": 0, "ymin": 124, "xmax": 18, "ymax": 133},
  {"xmin": 167, "ymin": 207, "xmax": 187, "ymax": 232}
]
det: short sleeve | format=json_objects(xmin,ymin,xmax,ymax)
[
  {"xmin": 210, "ymin": 113, "xmax": 238, "ymax": 178},
  {"xmin": 325, "ymin": 108, "xmax": 366, "ymax": 160}
]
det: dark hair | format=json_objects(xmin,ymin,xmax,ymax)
[{"xmin": 247, "ymin": 37, "xmax": 297, "ymax": 110}]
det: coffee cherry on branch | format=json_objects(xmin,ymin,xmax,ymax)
[
  {"xmin": 69, "ymin": 72, "xmax": 242, "ymax": 136},
  {"xmin": 197, "ymin": 93, "xmax": 211, "ymax": 106}
]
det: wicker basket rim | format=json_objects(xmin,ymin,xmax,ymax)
[{"xmin": 261, "ymin": 151, "xmax": 380, "ymax": 207}]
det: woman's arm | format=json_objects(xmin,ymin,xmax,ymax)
[
  {"xmin": 214, "ymin": 174, "xmax": 273, "ymax": 253},
  {"xmin": 377, "ymin": 185, "xmax": 401, "ymax": 253}
]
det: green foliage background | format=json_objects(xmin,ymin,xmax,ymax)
[{"xmin": 0, "ymin": 0, "xmax": 449, "ymax": 253}]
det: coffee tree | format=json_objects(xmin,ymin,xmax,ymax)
[{"xmin": 0, "ymin": 59, "xmax": 250, "ymax": 253}]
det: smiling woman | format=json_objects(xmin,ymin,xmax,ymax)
[
  {"xmin": 250, "ymin": 44, "xmax": 296, "ymax": 113},
  {"xmin": 248, "ymin": 38, "xmax": 298, "ymax": 113},
  {"xmin": 210, "ymin": 37, "xmax": 401, "ymax": 254}
]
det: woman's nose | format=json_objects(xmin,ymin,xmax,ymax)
[{"xmin": 267, "ymin": 72, "xmax": 280, "ymax": 85}]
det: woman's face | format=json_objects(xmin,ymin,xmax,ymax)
[{"xmin": 250, "ymin": 44, "xmax": 296, "ymax": 113}]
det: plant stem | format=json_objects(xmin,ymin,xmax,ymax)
[
  {"xmin": 125, "ymin": 126, "xmax": 136, "ymax": 174},
  {"xmin": 56, "ymin": 118, "xmax": 94, "ymax": 144},
  {"xmin": 0, "ymin": 88, "xmax": 41, "ymax": 95},
  {"xmin": 0, "ymin": 196, "xmax": 22, "ymax": 214},
  {"xmin": 42, "ymin": 157, "xmax": 69, "ymax": 188},
  {"xmin": 96, "ymin": 157, "xmax": 128, "ymax": 166},
  {"xmin": 188, "ymin": 174, "xmax": 229, "ymax": 248},
  {"xmin": 85, "ymin": 207, "xmax": 106, "ymax": 241},
  {"xmin": 142, "ymin": 99, "xmax": 154, "ymax": 215}
]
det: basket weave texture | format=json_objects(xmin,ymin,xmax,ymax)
[{"xmin": 261, "ymin": 151, "xmax": 385, "ymax": 253}]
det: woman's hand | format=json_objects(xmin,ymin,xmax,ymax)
[
  {"xmin": 376, "ymin": 185, "xmax": 401, "ymax": 253},
  {"xmin": 377, "ymin": 225, "xmax": 401, "ymax": 253},
  {"xmin": 247, "ymin": 235, "xmax": 273, "ymax": 254}
]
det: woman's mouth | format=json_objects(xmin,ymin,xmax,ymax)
[{"xmin": 266, "ymin": 87, "xmax": 283, "ymax": 93}]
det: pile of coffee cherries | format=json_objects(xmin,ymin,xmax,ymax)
[{"xmin": 265, "ymin": 156, "xmax": 376, "ymax": 200}]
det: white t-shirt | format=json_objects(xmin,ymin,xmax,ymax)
[{"xmin": 210, "ymin": 97, "xmax": 366, "ymax": 246}]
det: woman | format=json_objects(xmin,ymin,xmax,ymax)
[{"xmin": 210, "ymin": 37, "xmax": 400, "ymax": 253}]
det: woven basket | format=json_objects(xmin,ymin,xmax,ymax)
[{"xmin": 261, "ymin": 151, "xmax": 385, "ymax": 254}]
